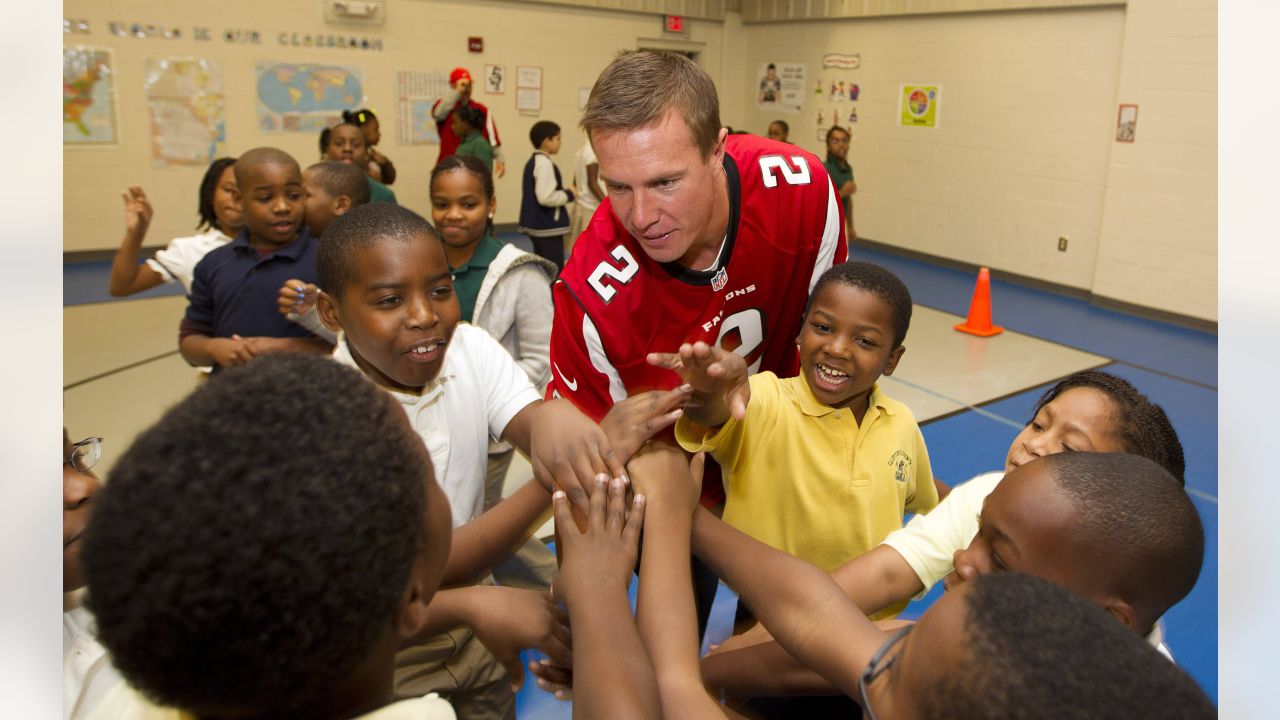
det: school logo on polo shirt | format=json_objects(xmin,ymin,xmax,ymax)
[{"xmin": 888, "ymin": 450, "xmax": 913, "ymax": 483}]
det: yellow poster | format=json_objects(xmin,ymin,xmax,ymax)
[{"xmin": 900, "ymin": 84, "xmax": 940, "ymax": 128}]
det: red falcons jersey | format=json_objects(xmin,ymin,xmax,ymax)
[{"xmin": 548, "ymin": 134, "xmax": 847, "ymax": 421}]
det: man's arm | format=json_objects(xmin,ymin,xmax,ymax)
[
  {"xmin": 432, "ymin": 88, "xmax": 462, "ymax": 121},
  {"xmin": 486, "ymin": 109, "xmax": 506, "ymax": 178}
]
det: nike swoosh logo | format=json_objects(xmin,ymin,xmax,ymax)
[{"xmin": 554, "ymin": 362, "xmax": 578, "ymax": 392}]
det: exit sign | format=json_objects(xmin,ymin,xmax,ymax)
[{"xmin": 664, "ymin": 15, "xmax": 687, "ymax": 34}]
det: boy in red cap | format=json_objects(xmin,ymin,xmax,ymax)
[{"xmin": 433, "ymin": 67, "xmax": 506, "ymax": 177}]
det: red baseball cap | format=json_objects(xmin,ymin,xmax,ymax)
[{"xmin": 449, "ymin": 67, "xmax": 472, "ymax": 85}]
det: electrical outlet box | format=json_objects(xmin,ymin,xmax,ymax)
[
  {"xmin": 324, "ymin": 0, "xmax": 385, "ymax": 25},
  {"xmin": 1058, "ymin": 236, "xmax": 1069, "ymax": 252}
]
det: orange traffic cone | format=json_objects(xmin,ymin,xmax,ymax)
[{"xmin": 954, "ymin": 267, "xmax": 1004, "ymax": 337}]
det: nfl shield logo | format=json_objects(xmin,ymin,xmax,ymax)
[{"xmin": 711, "ymin": 267, "xmax": 728, "ymax": 291}]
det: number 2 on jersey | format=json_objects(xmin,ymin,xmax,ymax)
[
  {"xmin": 717, "ymin": 308, "xmax": 764, "ymax": 374},
  {"xmin": 759, "ymin": 155, "xmax": 812, "ymax": 188},
  {"xmin": 588, "ymin": 245, "xmax": 640, "ymax": 303}
]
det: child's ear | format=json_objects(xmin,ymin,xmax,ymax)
[
  {"xmin": 333, "ymin": 194, "xmax": 352, "ymax": 216},
  {"xmin": 393, "ymin": 570, "xmax": 434, "ymax": 640},
  {"xmin": 316, "ymin": 290, "xmax": 343, "ymax": 332},
  {"xmin": 882, "ymin": 345, "xmax": 906, "ymax": 376},
  {"xmin": 1102, "ymin": 598, "xmax": 1139, "ymax": 632}
]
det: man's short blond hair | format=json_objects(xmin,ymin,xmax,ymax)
[{"xmin": 580, "ymin": 50, "xmax": 722, "ymax": 159}]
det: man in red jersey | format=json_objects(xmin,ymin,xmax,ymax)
[
  {"xmin": 530, "ymin": 49, "xmax": 846, "ymax": 643},
  {"xmin": 533, "ymin": 50, "xmax": 846, "ymax": 506},
  {"xmin": 432, "ymin": 67, "xmax": 506, "ymax": 177}
]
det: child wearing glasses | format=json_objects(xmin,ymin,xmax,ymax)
[{"xmin": 63, "ymin": 430, "xmax": 120, "ymax": 720}]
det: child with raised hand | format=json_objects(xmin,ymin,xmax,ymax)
[
  {"xmin": 107, "ymin": 157, "xmax": 242, "ymax": 296},
  {"xmin": 313, "ymin": 203, "xmax": 686, "ymax": 715},
  {"xmin": 702, "ymin": 369, "xmax": 1196, "ymax": 702},
  {"xmin": 178, "ymin": 148, "xmax": 333, "ymax": 371},
  {"xmin": 451, "ymin": 106, "xmax": 494, "ymax": 176},
  {"xmin": 551, "ymin": 469, "xmax": 657, "ymax": 720},
  {"xmin": 322, "ymin": 121, "xmax": 397, "ymax": 204},
  {"xmin": 654, "ymin": 261, "xmax": 938, "ymax": 587},
  {"xmin": 81, "ymin": 353, "xmax": 457, "ymax": 719},
  {"xmin": 517, "ymin": 120, "xmax": 574, "ymax": 271}
]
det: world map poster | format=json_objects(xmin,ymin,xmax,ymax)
[
  {"xmin": 64, "ymin": 47, "xmax": 117, "ymax": 144},
  {"xmin": 255, "ymin": 61, "xmax": 364, "ymax": 133}
]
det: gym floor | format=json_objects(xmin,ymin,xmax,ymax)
[{"xmin": 62, "ymin": 236, "xmax": 1217, "ymax": 714}]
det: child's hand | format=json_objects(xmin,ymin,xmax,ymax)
[
  {"xmin": 208, "ymin": 336, "xmax": 257, "ymax": 367},
  {"xmin": 530, "ymin": 656, "xmax": 573, "ymax": 701},
  {"xmin": 530, "ymin": 399, "xmax": 629, "ymax": 524},
  {"xmin": 599, "ymin": 385, "xmax": 692, "ymax": 461},
  {"xmin": 647, "ymin": 342, "xmax": 751, "ymax": 423},
  {"xmin": 121, "ymin": 186, "xmax": 153, "ymax": 238},
  {"xmin": 466, "ymin": 587, "xmax": 572, "ymax": 692},
  {"xmin": 627, "ymin": 445, "xmax": 704, "ymax": 516},
  {"xmin": 530, "ymin": 590, "xmax": 574, "ymax": 700},
  {"xmin": 277, "ymin": 280, "xmax": 317, "ymax": 317},
  {"xmin": 554, "ymin": 476, "xmax": 645, "ymax": 605}
]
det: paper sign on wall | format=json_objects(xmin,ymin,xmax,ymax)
[
  {"xmin": 144, "ymin": 57, "xmax": 226, "ymax": 166},
  {"xmin": 900, "ymin": 84, "xmax": 940, "ymax": 128},
  {"xmin": 756, "ymin": 62, "xmax": 806, "ymax": 114}
]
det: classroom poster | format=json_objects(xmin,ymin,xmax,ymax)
[
  {"xmin": 756, "ymin": 62, "xmax": 805, "ymax": 114},
  {"xmin": 144, "ymin": 58, "xmax": 226, "ymax": 167},
  {"xmin": 395, "ymin": 69, "xmax": 448, "ymax": 145},
  {"xmin": 900, "ymin": 84, "xmax": 940, "ymax": 128},
  {"xmin": 484, "ymin": 64, "xmax": 506, "ymax": 94},
  {"xmin": 63, "ymin": 47, "xmax": 117, "ymax": 144}
]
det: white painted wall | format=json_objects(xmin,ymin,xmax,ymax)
[
  {"xmin": 742, "ymin": 8, "xmax": 1127, "ymax": 293},
  {"xmin": 1093, "ymin": 0, "xmax": 1217, "ymax": 321}
]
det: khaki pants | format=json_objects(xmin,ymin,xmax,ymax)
[{"xmin": 394, "ymin": 611, "xmax": 516, "ymax": 720}]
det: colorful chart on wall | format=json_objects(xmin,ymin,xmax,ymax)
[
  {"xmin": 395, "ymin": 70, "xmax": 449, "ymax": 145},
  {"xmin": 64, "ymin": 47, "xmax": 117, "ymax": 144},
  {"xmin": 255, "ymin": 61, "xmax": 364, "ymax": 133},
  {"xmin": 900, "ymin": 84, "xmax": 940, "ymax": 127},
  {"xmin": 756, "ymin": 61, "xmax": 806, "ymax": 114},
  {"xmin": 145, "ymin": 58, "xmax": 226, "ymax": 166}
]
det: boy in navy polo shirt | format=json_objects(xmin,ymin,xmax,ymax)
[{"xmin": 179, "ymin": 147, "xmax": 333, "ymax": 370}]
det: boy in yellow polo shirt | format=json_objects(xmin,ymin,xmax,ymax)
[{"xmin": 655, "ymin": 261, "xmax": 938, "ymax": 604}]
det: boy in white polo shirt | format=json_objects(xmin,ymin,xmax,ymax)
[
  {"xmin": 315, "ymin": 203, "xmax": 684, "ymax": 718},
  {"xmin": 661, "ymin": 261, "xmax": 938, "ymax": 620}
]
